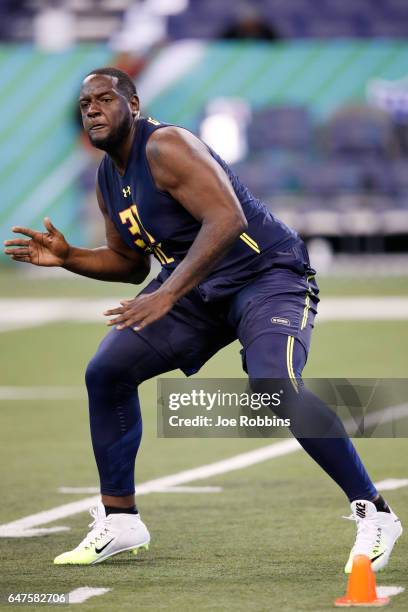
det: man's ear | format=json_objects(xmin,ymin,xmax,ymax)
[{"xmin": 130, "ymin": 94, "xmax": 140, "ymax": 118}]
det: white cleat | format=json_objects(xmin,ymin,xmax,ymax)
[
  {"xmin": 54, "ymin": 502, "xmax": 150, "ymax": 565},
  {"xmin": 344, "ymin": 499, "xmax": 402, "ymax": 573}
]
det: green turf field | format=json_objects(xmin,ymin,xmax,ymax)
[
  {"xmin": 1, "ymin": 266, "xmax": 408, "ymax": 297},
  {"xmin": 0, "ymin": 269, "xmax": 407, "ymax": 611}
]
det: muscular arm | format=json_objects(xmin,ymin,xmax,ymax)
[
  {"xmin": 4, "ymin": 183, "xmax": 150, "ymax": 285},
  {"xmin": 147, "ymin": 126, "xmax": 247, "ymax": 301},
  {"xmin": 63, "ymin": 183, "xmax": 150, "ymax": 283}
]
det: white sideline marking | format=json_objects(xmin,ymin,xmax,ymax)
[
  {"xmin": 0, "ymin": 387, "xmax": 84, "ymax": 400},
  {"xmin": 58, "ymin": 485, "xmax": 223, "ymax": 494},
  {"xmin": 0, "ymin": 296, "xmax": 407, "ymax": 332},
  {"xmin": 68, "ymin": 587, "xmax": 111, "ymax": 604},
  {"xmin": 377, "ymin": 586, "xmax": 405, "ymax": 598},
  {"xmin": 0, "ymin": 439, "xmax": 300, "ymax": 537},
  {"xmin": 375, "ymin": 478, "xmax": 408, "ymax": 491}
]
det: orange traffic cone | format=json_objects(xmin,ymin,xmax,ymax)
[{"xmin": 335, "ymin": 554, "xmax": 390, "ymax": 607}]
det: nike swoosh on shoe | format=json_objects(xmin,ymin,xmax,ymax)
[
  {"xmin": 371, "ymin": 552, "xmax": 385, "ymax": 563},
  {"xmin": 95, "ymin": 539, "xmax": 115, "ymax": 554}
]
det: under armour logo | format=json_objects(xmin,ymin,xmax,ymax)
[{"xmin": 123, "ymin": 186, "xmax": 131, "ymax": 198}]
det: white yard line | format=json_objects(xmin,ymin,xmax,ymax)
[
  {"xmin": 58, "ymin": 487, "xmax": 102, "ymax": 494},
  {"xmin": 68, "ymin": 587, "xmax": 111, "ymax": 604},
  {"xmin": 58, "ymin": 487, "xmax": 100, "ymax": 494},
  {"xmin": 0, "ymin": 403, "xmax": 407, "ymax": 536},
  {"xmin": 65, "ymin": 584, "xmax": 404, "ymax": 605},
  {"xmin": 0, "ymin": 387, "xmax": 84, "ymax": 400},
  {"xmin": 343, "ymin": 403, "xmax": 408, "ymax": 436},
  {"xmin": 0, "ymin": 296, "xmax": 407, "ymax": 332},
  {"xmin": 376, "ymin": 586, "xmax": 405, "ymax": 598},
  {"xmin": 0, "ymin": 439, "xmax": 300, "ymax": 537},
  {"xmin": 317, "ymin": 297, "xmax": 408, "ymax": 320},
  {"xmin": 58, "ymin": 479, "xmax": 407, "ymax": 496},
  {"xmin": 58, "ymin": 485, "xmax": 223, "ymax": 494},
  {"xmin": 149, "ymin": 485, "xmax": 223, "ymax": 493},
  {"xmin": 375, "ymin": 478, "xmax": 408, "ymax": 491},
  {"xmin": 0, "ymin": 298, "xmax": 113, "ymax": 333}
]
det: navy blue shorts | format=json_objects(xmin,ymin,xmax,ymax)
[{"xmin": 133, "ymin": 265, "xmax": 319, "ymax": 376}]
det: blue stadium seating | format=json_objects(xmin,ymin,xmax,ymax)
[{"xmin": 166, "ymin": 0, "xmax": 408, "ymax": 40}]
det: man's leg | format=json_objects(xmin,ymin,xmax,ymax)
[
  {"xmin": 85, "ymin": 271, "xmax": 233, "ymax": 513},
  {"xmin": 54, "ymin": 278, "xmax": 234, "ymax": 565},
  {"xmin": 245, "ymin": 333, "xmax": 402, "ymax": 573},
  {"xmin": 85, "ymin": 327, "xmax": 174, "ymax": 510},
  {"xmin": 54, "ymin": 327, "xmax": 173, "ymax": 565},
  {"xmin": 246, "ymin": 333, "xmax": 378, "ymax": 501}
]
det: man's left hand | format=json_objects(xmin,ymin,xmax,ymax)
[{"xmin": 104, "ymin": 290, "xmax": 175, "ymax": 331}]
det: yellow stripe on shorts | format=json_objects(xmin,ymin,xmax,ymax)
[
  {"xmin": 301, "ymin": 294, "xmax": 310, "ymax": 330},
  {"xmin": 286, "ymin": 336, "xmax": 299, "ymax": 393},
  {"xmin": 301, "ymin": 274, "xmax": 315, "ymax": 330}
]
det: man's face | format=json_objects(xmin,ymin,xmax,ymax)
[{"xmin": 79, "ymin": 74, "xmax": 139, "ymax": 151}]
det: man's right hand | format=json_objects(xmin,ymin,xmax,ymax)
[{"xmin": 3, "ymin": 217, "xmax": 70, "ymax": 267}]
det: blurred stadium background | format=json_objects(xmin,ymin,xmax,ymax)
[
  {"xmin": 0, "ymin": 2, "xmax": 407, "ymax": 611},
  {"xmin": 1, "ymin": 0, "xmax": 408, "ymax": 272}
]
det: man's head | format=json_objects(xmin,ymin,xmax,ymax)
[{"xmin": 79, "ymin": 67, "xmax": 139, "ymax": 151}]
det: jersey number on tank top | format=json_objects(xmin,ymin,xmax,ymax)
[{"xmin": 119, "ymin": 203, "xmax": 175, "ymax": 265}]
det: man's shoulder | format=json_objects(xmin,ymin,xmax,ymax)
[
  {"xmin": 146, "ymin": 123, "xmax": 192, "ymax": 146},
  {"xmin": 145, "ymin": 124, "xmax": 207, "ymax": 164}
]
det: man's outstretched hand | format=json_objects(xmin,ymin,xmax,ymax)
[
  {"xmin": 104, "ymin": 290, "xmax": 175, "ymax": 331},
  {"xmin": 4, "ymin": 218, "xmax": 70, "ymax": 267}
]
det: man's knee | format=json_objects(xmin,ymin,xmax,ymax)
[
  {"xmin": 85, "ymin": 351, "xmax": 120, "ymax": 390},
  {"xmin": 85, "ymin": 331, "xmax": 138, "ymax": 389},
  {"xmin": 246, "ymin": 334, "xmax": 305, "ymax": 416},
  {"xmin": 249, "ymin": 376, "xmax": 300, "ymax": 419},
  {"xmin": 85, "ymin": 329, "xmax": 163, "ymax": 392}
]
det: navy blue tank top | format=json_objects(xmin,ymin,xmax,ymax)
[{"xmin": 97, "ymin": 117, "xmax": 309, "ymax": 301}]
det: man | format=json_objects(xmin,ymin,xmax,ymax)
[{"xmin": 4, "ymin": 68, "xmax": 402, "ymax": 569}]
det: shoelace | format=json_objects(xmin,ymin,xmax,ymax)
[
  {"xmin": 79, "ymin": 506, "xmax": 110, "ymax": 551},
  {"xmin": 88, "ymin": 506, "xmax": 104, "ymax": 530},
  {"xmin": 343, "ymin": 514, "xmax": 382, "ymax": 555}
]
